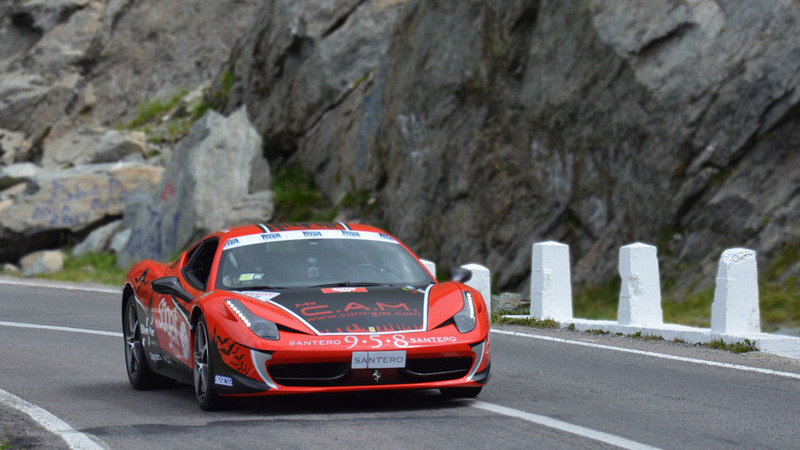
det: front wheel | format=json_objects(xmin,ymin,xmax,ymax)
[
  {"xmin": 193, "ymin": 316, "xmax": 225, "ymax": 411},
  {"xmin": 123, "ymin": 295, "xmax": 162, "ymax": 389},
  {"xmin": 439, "ymin": 387, "xmax": 483, "ymax": 399}
]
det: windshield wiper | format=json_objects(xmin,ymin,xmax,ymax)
[{"xmin": 234, "ymin": 285, "xmax": 286, "ymax": 291}]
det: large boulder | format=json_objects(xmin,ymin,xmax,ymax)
[
  {"xmin": 20, "ymin": 249, "xmax": 64, "ymax": 277},
  {"xmin": 116, "ymin": 107, "xmax": 268, "ymax": 268},
  {"xmin": 42, "ymin": 127, "xmax": 147, "ymax": 168},
  {"xmin": 0, "ymin": 163, "xmax": 163, "ymax": 262}
]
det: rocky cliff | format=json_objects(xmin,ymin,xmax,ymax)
[
  {"xmin": 3, "ymin": 0, "xmax": 800, "ymax": 298},
  {"xmin": 215, "ymin": 0, "xmax": 800, "ymax": 294}
]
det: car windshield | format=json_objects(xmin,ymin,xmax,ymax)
[{"xmin": 215, "ymin": 230, "xmax": 434, "ymax": 289}]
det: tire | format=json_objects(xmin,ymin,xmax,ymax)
[
  {"xmin": 123, "ymin": 295, "xmax": 162, "ymax": 389},
  {"xmin": 193, "ymin": 316, "xmax": 225, "ymax": 411},
  {"xmin": 439, "ymin": 387, "xmax": 483, "ymax": 399}
]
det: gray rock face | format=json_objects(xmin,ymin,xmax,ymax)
[
  {"xmin": 217, "ymin": 0, "xmax": 800, "ymax": 293},
  {"xmin": 116, "ymin": 108, "xmax": 267, "ymax": 268}
]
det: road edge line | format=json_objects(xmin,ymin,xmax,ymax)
[
  {"xmin": 0, "ymin": 388, "xmax": 106, "ymax": 450},
  {"xmin": 491, "ymin": 328, "xmax": 800, "ymax": 380},
  {"xmin": 0, "ymin": 277, "xmax": 119, "ymax": 295}
]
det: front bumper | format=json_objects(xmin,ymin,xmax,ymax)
[{"xmin": 212, "ymin": 331, "xmax": 491, "ymax": 396}]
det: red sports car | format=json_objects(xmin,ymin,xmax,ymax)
[{"xmin": 122, "ymin": 223, "xmax": 491, "ymax": 410}]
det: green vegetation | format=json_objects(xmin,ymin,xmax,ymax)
[
  {"xmin": 572, "ymin": 278, "xmax": 619, "ymax": 320},
  {"xmin": 212, "ymin": 68, "xmax": 235, "ymax": 106},
  {"xmin": 492, "ymin": 311, "xmax": 560, "ymax": 329},
  {"xmin": 271, "ymin": 164, "xmax": 338, "ymax": 222},
  {"xmin": 128, "ymin": 90, "xmax": 187, "ymax": 129},
  {"xmin": 36, "ymin": 252, "xmax": 128, "ymax": 286},
  {"xmin": 707, "ymin": 338, "xmax": 757, "ymax": 353},
  {"xmin": 586, "ymin": 329, "xmax": 610, "ymax": 335},
  {"xmin": 122, "ymin": 86, "xmax": 214, "ymax": 146},
  {"xmin": 0, "ymin": 252, "xmax": 127, "ymax": 286}
]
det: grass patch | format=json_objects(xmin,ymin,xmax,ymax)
[
  {"xmin": 128, "ymin": 90, "xmax": 187, "ymax": 129},
  {"xmin": 586, "ymin": 329, "xmax": 610, "ymax": 335},
  {"xmin": 271, "ymin": 164, "xmax": 337, "ymax": 222},
  {"xmin": 492, "ymin": 313, "xmax": 560, "ymax": 329},
  {"xmin": 663, "ymin": 288, "xmax": 713, "ymax": 327},
  {"xmin": 707, "ymin": 338, "xmax": 757, "ymax": 353},
  {"xmin": 37, "ymin": 252, "xmax": 126, "ymax": 286},
  {"xmin": 572, "ymin": 278, "xmax": 619, "ymax": 320}
]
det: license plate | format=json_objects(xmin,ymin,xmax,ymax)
[{"xmin": 351, "ymin": 351, "xmax": 406, "ymax": 369}]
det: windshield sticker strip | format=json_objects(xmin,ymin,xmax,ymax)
[{"xmin": 222, "ymin": 230, "xmax": 399, "ymax": 250}]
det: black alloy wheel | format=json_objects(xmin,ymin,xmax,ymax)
[
  {"xmin": 193, "ymin": 316, "xmax": 224, "ymax": 411},
  {"xmin": 123, "ymin": 295, "xmax": 160, "ymax": 389}
]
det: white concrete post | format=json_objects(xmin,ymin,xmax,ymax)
[
  {"xmin": 420, "ymin": 259, "xmax": 436, "ymax": 279},
  {"xmin": 618, "ymin": 243, "xmax": 663, "ymax": 327},
  {"xmin": 530, "ymin": 241, "xmax": 572, "ymax": 321},
  {"xmin": 711, "ymin": 248, "xmax": 760, "ymax": 335},
  {"xmin": 462, "ymin": 263, "xmax": 491, "ymax": 317}
]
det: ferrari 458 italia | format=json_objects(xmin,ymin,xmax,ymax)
[{"xmin": 122, "ymin": 222, "xmax": 490, "ymax": 410}]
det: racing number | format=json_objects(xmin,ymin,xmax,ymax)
[{"xmin": 344, "ymin": 334, "xmax": 409, "ymax": 349}]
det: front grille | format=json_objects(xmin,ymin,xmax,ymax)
[{"xmin": 267, "ymin": 357, "xmax": 473, "ymax": 387}]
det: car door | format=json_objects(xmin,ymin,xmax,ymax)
[{"xmin": 153, "ymin": 238, "xmax": 219, "ymax": 368}]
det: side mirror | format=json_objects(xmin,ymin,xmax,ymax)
[
  {"xmin": 449, "ymin": 267, "xmax": 472, "ymax": 283},
  {"xmin": 151, "ymin": 276, "xmax": 193, "ymax": 302}
]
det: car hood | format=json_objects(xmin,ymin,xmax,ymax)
[{"xmin": 236, "ymin": 285, "xmax": 430, "ymax": 334}]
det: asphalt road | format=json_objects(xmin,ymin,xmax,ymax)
[{"xmin": 1, "ymin": 277, "xmax": 799, "ymax": 449}]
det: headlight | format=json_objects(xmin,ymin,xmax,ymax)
[
  {"xmin": 453, "ymin": 291, "xmax": 477, "ymax": 333},
  {"xmin": 225, "ymin": 299, "xmax": 280, "ymax": 340}
]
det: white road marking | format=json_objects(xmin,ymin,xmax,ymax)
[
  {"xmin": 0, "ymin": 388, "xmax": 105, "ymax": 450},
  {"xmin": 492, "ymin": 329, "xmax": 800, "ymax": 380},
  {"xmin": 470, "ymin": 400, "xmax": 660, "ymax": 450},
  {"xmin": 0, "ymin": 321, "xmax": 122, "ymax": 338},
  {"xmin": 0, "ymin": 278, "xmax": 120, "ymax": 295}
]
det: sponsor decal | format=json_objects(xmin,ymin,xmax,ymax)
[
  {"xmin": 237, "ymin": 273, "xmax": 264, "ymax": 282},
  {"xmin": 321, "ymin": 287, "xmax": 368, "ymax": 294},
  {"xmin": 302, "ymin": 231, "xmax": 323, "ymax": 238},
  {"xmin": 154, "ymin": 298, "xmax": 190, "ymax": 361},
  {"xmin": 378, "ymin": 233, "xmax": 395, "ymax": 241},
  {"xmin": 149, "ymin": 352, "xmax": 162, "ymax": 362},
  {"xmin": 224, "ymin": 238, "xmax": 239, "ymax": 247},
  {"xmin": 261, "ymin": 233, "xmax": 282, "ymax": 241},
  {"xmin": 288, "ymin": 339, "xmax": 343, "ymax": 347},
  {"xmin": 214, "ymin": 375, "xmax": 233, "ymax": 387},
  {"xmin": 287, "ymin": 334, "xmax": 456, "ymax": 349},
  {"xmin": 408, "ymin": 336, "xmax": 457, "ymax": 344},
  {"xmin": 341, "ymin": 231, "xmax": 361, "ymax": 238},
  {"xmin": 242, "ymin": 291, "xmax": 281, "ymax": 302},
  {"xmin": 139, "ymin": 322, "xmax": 155, "ymax": 337},
  {"xmin": 265, "ymin": 285, "xmax": 429, "ymax": 334}
]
